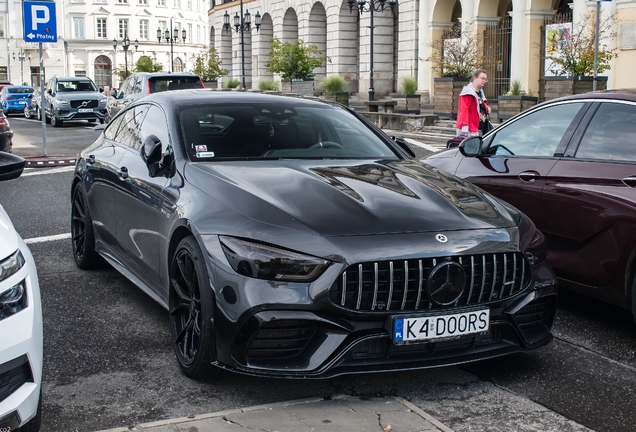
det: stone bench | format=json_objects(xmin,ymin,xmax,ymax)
[{"xmin": 364, "ymin": 100, "xmax": 398, "ymax": 113}]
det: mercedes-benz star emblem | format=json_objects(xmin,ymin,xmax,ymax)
[
  {"xmin": 426, "ymin": 261, "xmax": 466, "ymax": 306},
  {"xmin": 435, "ymin": 234, "xmax": 448, "ymax": 243}
]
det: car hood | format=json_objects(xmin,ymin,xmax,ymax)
[
  {"xmin": 187, "ymin": 159, "xmax": 517, "ymax": 237},
  {"xmin": 0, "ymin": 203, "xmax": 19, "ymax": 259},
  {"xmin": 56, "ymin": 91, "xmax": 106, "ymax": 101}
]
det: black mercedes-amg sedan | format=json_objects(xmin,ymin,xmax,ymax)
[{"xmin": 70, "ymin": 90, "xmax": 557, "ymax": 378}]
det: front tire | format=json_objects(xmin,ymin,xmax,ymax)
[
  {"xmin": 51, "ymin": 114, "xmax": 62, "ymax": 127},
  {"xmin": 71, "ymin": 182, "xmax": 103, "ymax": 269},
  {"xmin": 169, "ymin": 236, "xmax": 218, "ymax": 379}
]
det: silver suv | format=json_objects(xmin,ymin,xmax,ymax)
[{"xmin": 42, "ymin": 77, "xmax": 107, "ymax": 127}]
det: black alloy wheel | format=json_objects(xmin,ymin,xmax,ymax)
[
  {"xmin": 169, "ymin": 236, "xmax": 218, "ymax": 378},
  {"xmin": 71, "ymin": 183, "xmax": 102, "ymax": 269}
]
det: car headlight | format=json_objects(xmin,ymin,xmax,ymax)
[
  {"xmin": 53, "ymin": 99, "xmax": 69, "ymax": 107},
  {"xmin": 0, "ymin": 280, "xmax": 28, "ymax": 321},
  {"xmin": 519, "ymin": 215, "xmax": 548, "ymax": 265},
  {"xmin": 219, "ymin": 236, "xmax": 330, "ymax": 282},
  {"xmin": 99, "ymin": 99, "xmax": 107, "ymax": 106},
  {"xmin": 0, "ymin": 250, "xmax": 25, "ymax": 282}
]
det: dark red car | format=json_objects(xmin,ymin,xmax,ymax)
[{"xmin": 425, "ymin": 89, "xmax": 636, "ymax": 321}]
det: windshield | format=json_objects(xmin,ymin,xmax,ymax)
[
  {"xmin": 149, "ymin": 77, "xmax": 204, "ymax": 93},
  {"xmin": 179, "ymin": 103, "xmax": 398, "ymax": 161},
  {"xmin": 56, "ymin": 80, "xmax": 97, "ymax": 92},
  {"xmin": 8, "ymin": 87, "xmax": 34, "ymax": 93}
]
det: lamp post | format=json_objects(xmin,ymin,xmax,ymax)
[
  {"xmin": 113, "ymin": 34, "xmax": 137, "ymax": 78},
  {"xmin": 157, "ymin": 19, "xmax": 186, "ymax": 73},
  {"xmin": 12, "ymin": 49, "xmax": 31, "ymax": 84},
  {"xmin": 347, "ymin": 0, "xmax": 397, "ymax": 101},
  {"xmin": 223, "ymin": 0, "xmax": 261, "ymax": 90}
]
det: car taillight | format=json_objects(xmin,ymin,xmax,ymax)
[
  {"xmin": 148, "ymin": 80, "xmax": 152, "ymax": 94},
  {"xmin": 5, "ymin": 97, "xmax": 15, "ymax": 100},
  {"xmin": 0, "ymin": 118, "xmax": 7, "ymax": 126},
  {"xmin": 199, "ymin": 79, "xmax": 205, "ymax": 88}
]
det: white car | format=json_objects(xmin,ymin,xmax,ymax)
[{"xmin": 0, "ymin": 152, "xmax": 42, "ymax": 432}]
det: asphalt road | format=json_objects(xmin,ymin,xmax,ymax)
[{"xmin": 2, "ymin": 116, "xmax": 635, "ymax": 432}]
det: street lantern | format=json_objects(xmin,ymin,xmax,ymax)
[
  {"xmin": 157, "ymin": 18, "xmax": 187, "ymax": 72},
  {"xmin": 12, "ymin": 49, "xmax": 31, "ymax": 84},
  {"xmin": 223, "ymin": 0, "xmax": 262, "ymax": 90},
  {"xmin": 113, "ymin": 34, "xmax": 133, "ymax": 78},
  {"xmin": 347, "ymin": 0, "xmax": 397, "ymax": 101}
]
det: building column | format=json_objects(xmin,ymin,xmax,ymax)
[
  {"xmin": 426, "ymin": 22, "xmax": 452, "ymax": 99},
  {"xmin": 524, "ymin": 9, "xmax": 555, "ymax": 96},
  {"xmin": 417, "ymin": 0, "xmax": 431, "ymax": 101},
  {"xmin": 509, "ymin": 7, "xmax": 526, "ymax": 87}
]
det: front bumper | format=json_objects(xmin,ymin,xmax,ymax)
[
  {"xmin": 202, "ymin": 234, "xmax": 557, "ymax": 378},
  {"xmin": 4, "ymin": 102, "xmax": 28, "ymax": 113},
  {"xmin": 0, "ymin": 241, "xmax": 43, "ymax": 428},
  {"xmin": 54, "ymin": 107, "xmax": 106, "ymax": 121}
]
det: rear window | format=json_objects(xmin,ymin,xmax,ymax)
[
  {"xmin": 149, "ymin": 77, "xmax": 203, "ymax": 93},
  {"xmin": 8, "ymin": 87, "xmax": 34, "ymax": 93}
]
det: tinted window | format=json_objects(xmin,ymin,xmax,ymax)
[
  {"xmin": 485, "ymin": 102, "xmax": 584, "ymax": 157},
  {"xmin": 104, "ymin": 114, "xmax": 126, "ymax": 140},
  {"xmin": 179, "ymin": 102, "xmax": 397, "ymax": 161},
  {"xmin": 8, "ymin": 87, "xmax": 34, "ymax": 93},
  {"xmin": 56, "ymin": 80, "xmax": 97, "ymax": 92},
  {"xmin": 132, "ymin": 76, "xmax": 143, "ymax": 94},
  {"xmin": 139, "ymin": 105, "xmax": 170, "ymax": 151},
  {"xmin": 114, "ymin": 105, "xmax": 149, "ymax": 149},
  {"xmin": 149, "ymin": 77, "xmax": 203, "ymax": 93},
  {"xmin": 575, "ymin": 102, "xmax": 636, "ymax": 162}
]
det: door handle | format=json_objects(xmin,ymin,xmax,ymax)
[
  {"xmin": 518, "ymin": 171, "xmax": 541, "ymax": 183},
  {"xmin": 622, "ymin": 176, "xmax": 636, "ymax": 187},
  {"xmin": 117, "ymin": 166, "xmax": 129, "ymax": 180}
]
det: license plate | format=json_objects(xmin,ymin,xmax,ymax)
[
  {"xmin": 78, "ymin": 108, "xmax": 93, "ymax": 113},
  {"xmin": 393, "ymin": 309, "xmax": 490, "ymax": 343},
  {"xmin": 19, "ymin": 101, "xmax": 26, "ymax": 104}
]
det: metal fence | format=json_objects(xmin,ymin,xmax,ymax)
[{"xmin": 483, "ymin": 17, "xmax": 512, "ymax": 101}]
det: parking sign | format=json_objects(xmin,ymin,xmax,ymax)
[{"xmin": 23, "ymin": 1, "xmax": 57, "ymax": 43}]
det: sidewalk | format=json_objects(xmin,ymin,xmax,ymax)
[{"xmin": 97, "ymin": 395, "xmax": 454, "ymax": 432}]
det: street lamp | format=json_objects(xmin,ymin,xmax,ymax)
[
  {"xmin": 347, "ymin": 0, "xmax": 397, "ymax": 101},
  {"xmin": 157, "ymin": 19, "xmax": 186, "ymax": 73},
  {"xmin": 12, "ymin": 49, "xmax": 31, "ymax": 85},
  {"xmin": 112, "ymin": 34, "xmax": 137, "ymax": 78},
  {"xmin": 223, "ymin": 0, "xmax": 261, "ymax": 90}
]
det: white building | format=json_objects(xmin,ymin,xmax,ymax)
[{"xmin": 0, "ymin": 0, "xmax": 211, "ymax": 90}]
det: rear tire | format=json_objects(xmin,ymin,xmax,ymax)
[
  {"xmin": 71, "ymin": 182, "xmax": 103, "ymax": 269},
  {"xmin": 24, "ymin": 106, "xmax": 31, "ymax": 119},
  {"xmin": 169, "ymin": 236, "xmax": 219, "ymax": 379}
]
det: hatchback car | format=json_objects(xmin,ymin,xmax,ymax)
[
  {"xmin": 425, "ymin": 89, "xmax": 636, "ymax": 321},
  {"xmin": 105, "ymin": 72, "xmax": 204, "ymax": 123},
  {"xmin": 0, "ymin": 111, "xmax": 13, "ymax": 153},
  {"xmin": 42, "ymin": 76, "xmax": 107, "ymax": 127},
  {"xmin": 1, "ymin": 86, "xmax": 35, "ymax": 115},
  {"xmin": 0, "ymin": 152, "xmax": 43, "ymax": 432},
  {"xmin": 72, "ymin": 91, "xmax": 557, "ymax": 378}
]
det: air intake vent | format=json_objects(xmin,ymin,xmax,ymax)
[
  {"xmin": 0, "ymin": 355, "xmax": 32, "ymax": 404},
  {"xmin": 247, "ymin": 320, "xmax": 316, "ymax": 361}
]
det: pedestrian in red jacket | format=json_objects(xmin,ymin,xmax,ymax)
[{"xmin": 455, "ymin": 69, "xmax": 491, "ymax": 137}]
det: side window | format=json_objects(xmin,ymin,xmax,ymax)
[
  {"xmin": 119, "ymin": 77, "xmax": 132, "ymax": 96},
  {"xmin": 485, "ymin": 102, "xmax": 585, "ymax": 157},
  {"xmin": 132, "ymin": 76, "xmax": 143, "ymax": 94},
  {"xmin": 575, "ymin": 102, "xmax": 636, "ymax": 162},
  {"xmin": 139, "ymin": 105, "xmax": 170, "ymax": 151},
  {"xmin": 114, "ymin": 105, "xmax": 149, "ymax": 148},
  {"xmin": 103, "ymin": 114, "xmax": 126, "ymax": 140}
]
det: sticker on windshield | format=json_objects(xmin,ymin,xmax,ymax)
[
  {"xmin": 195, "ymin": 145, "xmax": 207, "ymax": 152},
  {"xmin": 196, "ymin": 151, "xmax": 215, "ymax": 158}
]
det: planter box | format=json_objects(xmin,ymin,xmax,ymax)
[
  {"xmin": 497, "ymin": 95, "xmax": 539, "ymax": 121},
  {"xmin": 323, "ymin": 92, "xmax": 349, "ymax": 106},
  {"xmin": 544, "ymin": 76, "xmax": 607, "ymax": 101},
  {"xmin": 202, "ymin": 80, "xmax": 218, "ymax": 89},
  {"xmin": 434, "ymin": 77, "xmax": 469, "ymax": 120},
  {"xmin": 391, "ymin": 94, "xmax": 421, "ymax": 114},
  {"xmin": 281, "ymin": 79, "xmax": 314, "ymax": 97}
]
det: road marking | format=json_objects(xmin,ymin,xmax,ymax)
[
  {"xmin": 403, "ymin": 137, "xmax": 442, "ymax": 152},
  {"xmin": 21, "ymin": 166, "xmax": 75, "ymax": 176},
  {"xmin": 24, "ymin": 232, "xmax": 71, "ymax": 244}
]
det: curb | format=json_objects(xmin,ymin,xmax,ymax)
[{"xmin": 23, "ymin": 155, "xmax": 78, "ymax": 168}]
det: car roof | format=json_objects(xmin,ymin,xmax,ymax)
[
  {"xmin": 132, "ymin": 72, "xmax": 197, "ymax": 78},
  {"xmin": 140, "ymin": 89, "xmax": 342, "ymax": 109},
  {"xmin": 5, "ymin": 85, "xmax": 34, "ymax": 89},
  {"xmin": 546, "ymin": 88, "xmax": 636, "ymax": 105},
  {"xmin": 55, "ymin": 76, "xmax": 93, "ymax": 81}
]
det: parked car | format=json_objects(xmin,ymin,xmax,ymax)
[
  {"xmin": 42, "ymin": 76, "xmax": 107, "ymax": 127},
  {"xmin": 23, "ymin": 87, "xmax": 40, "ymax": 120},
  {"xmin": 0, "ymin": 110, "xmax": 13, "ymax": 152},
  {"xmin": 424, "ymin": 89, "xmax": 636, "ymax": 321},
  {"xmin": 0, "ymin": 81, "xmax": 13, "ymax": 91},
  {"xmin": 1, "ymin": 85, "xmax": 35, "ymax": 115},
  {"xmin": 0, "ymin": 152, "xmax": 43, "ymax": 432},
  {"xmin": 105, "ymin": 72, "xmax": 204, "ymax": 123},
  {"xmin": 72, "ymin": 91, "xmax": 557, "ymax": 378}
]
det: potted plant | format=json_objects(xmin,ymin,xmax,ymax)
[
  {"xmin": 544, "ymin": 12, "xmax": 616, "ymax": 100},
  {"xmin": 497, "ymin": 80, "xmax": 539, "ymax": 121},
  {"xmin": 191, "ymin": 48, "xmax": 228, "ymax": 89},
  {"xmin": 258, "ymin": 78, "xmax": 279, "ymax": 92},
  {"xmin": 266, "ymin": 38, "xmax": 329, "ymax": 96},
  {"xmin": 224, "ymin": 78, "xmax": 241, "ymax": 89},
  {"xmin": 391, "ymin": 77, "xmax": 420, "ymax": 114},
  {"xmin": 426, "ymin": 22, "xmax": 482, "ymax": 119},
  {"xmin": 319, "ymin": 75, "xmax": 349, "ymax": 106}
]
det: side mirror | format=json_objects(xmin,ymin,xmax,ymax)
[
  {"xmin": 141, "ymin": 135, "xmax": 163, "ymax": 177},
  {"xmin": 459, "ymin": 136, "xmax": 483, "ymax": 157},
  {"xmin": 99, "ymin": 87, "xmax": 104, "ymax": 93},
  {"xmin": 0, "ymin": 152, "xmax": 26, "ymax": 181},
  {"xmin": 28, "ymin": 94, "xmax": 33, "ymax": 99},
  {"xmin": 392, "ymin": 136, "xmax": 416, "ymax": 158},
  {"xmin": 47, "ymin": 89, "xmax": 52, "ymax": 95}
]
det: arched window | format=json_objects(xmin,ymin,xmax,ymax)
[
  {"xmin": 173, "ymin": 57, "xmax": 183, "ymax": 72},
  {"xmin": 94, "ymin": 55, "xmax": 113, "ymax": 88}
]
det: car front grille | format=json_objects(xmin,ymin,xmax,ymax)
[
  {"xmin": 0, "ymin": 355, "xmax": 33, "ymax": 404},
  {"xmin": 247, "ymin": 320, "xmax": 316, "ymax": 361},
  {"xmin": 329, "ymin": 252, "xmax": 532, "ymax": 312},
  {"xmin": 70, "ymin": 100, "xmax": 98, "ymax": 108}
]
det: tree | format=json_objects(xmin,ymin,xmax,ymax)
[
  {"xmin": 191, "ymin": 48, "xmax": 228, "ymax": 80},
  {"xmin": 134, "ymin": 56, "xmax": 163, "ymax": 73},
  {"xmin": 426, "ymin": 23, "xmax": 483, "ymax": 78},
  {"xmin": 546, "ymin": 12, "xmax": 617, "ymax": 76},
  {"xmin": 266, "ymin": 38, "xmax": 328, "ymax": 80}
]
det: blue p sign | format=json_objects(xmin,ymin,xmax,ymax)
[{"xmin": 23, "ymin": 1, "xmax": 57, "ymax": 42}]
